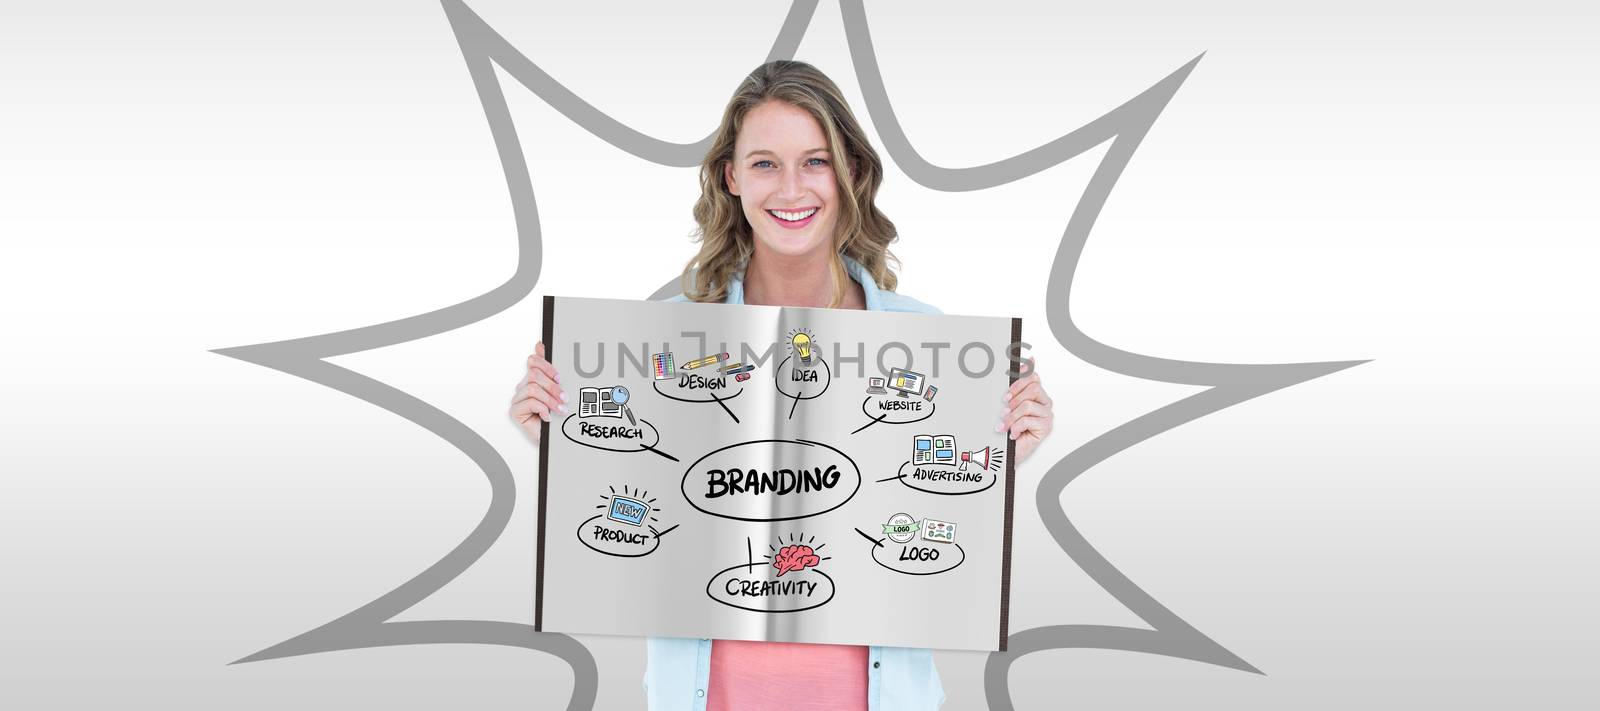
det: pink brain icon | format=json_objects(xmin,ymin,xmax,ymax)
[{"xmin": 773, "ymin": 545, "xmax": 821, "ymax": 577}]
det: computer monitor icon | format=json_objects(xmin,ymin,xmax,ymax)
[
  {"xmin": 887, "ymin": 367, "xmax": 926, "ymax": 398},
  {"xmin": 607, "ymin": 495, "xmax": 649, "ymax": 527}
]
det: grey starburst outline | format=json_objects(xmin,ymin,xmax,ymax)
[
  {"xmin": 213, "ymin": 3, "xmax": 816, "ymax": 709},
  {"xmin": 213, "ymin": 1, "xmax": 1366, "ymax": 709}
]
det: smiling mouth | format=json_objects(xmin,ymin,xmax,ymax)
[{"xmin": 767, "ymin": 207, "xmax": 818, "ymax": 222}]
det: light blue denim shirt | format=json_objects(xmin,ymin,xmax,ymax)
[
  {"xmin": 651, "ymin": 254, "xmax": 944, "ymax": 710},
  {"xmin": 665, "ymin": 254, "xmax": 942, "ymax": 317}
]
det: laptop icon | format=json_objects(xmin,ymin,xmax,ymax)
[{"xmin": 865, "ymin": 377, "xmax": 888, "ymax": 395}]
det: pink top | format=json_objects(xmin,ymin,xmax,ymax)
[{"xmin": 708, "ymin": 640, "xmax": 868, "ymax": 711}]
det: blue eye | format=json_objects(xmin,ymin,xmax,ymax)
[
  {"xmin": 753, "ymin": 160, "xmax": 774, "ymax": 168},
  {"xmin": 807, "ymin": 158, "xmax": 830, "ymax": 166}
]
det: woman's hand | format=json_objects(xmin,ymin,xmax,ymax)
[
  {"xmin": 510, "ymin": 341, "xmax": 566, "ymax": 443},
  {"xmin": 1000, "ymin": 358, "xmax": 1053, "ymax": 463}
]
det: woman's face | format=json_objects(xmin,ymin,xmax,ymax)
[{"xmin": 724, "ymin": 100, "xmax": 842, "ymax": 260}]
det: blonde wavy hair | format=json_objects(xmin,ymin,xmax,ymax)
[{"xmin": 681, "ymin": 60, "xmax": 899, "ymax": 306}]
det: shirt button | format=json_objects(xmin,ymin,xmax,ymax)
[
  {"xmin": 696, "ymin": 689, "xmax": 705, "ymax": 697},
  {"xmin": 873, "ymin": 661, "xmax": 881, "ymax": 669}
]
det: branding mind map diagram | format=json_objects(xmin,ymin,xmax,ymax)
[{"xmin": 535, "ymin": 296, "xmax": 1019, "ymax": 652}]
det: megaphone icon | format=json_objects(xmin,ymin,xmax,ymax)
[{"xmin": 958, "ymin": 446, "xmax": 1005, "ymax": 472}]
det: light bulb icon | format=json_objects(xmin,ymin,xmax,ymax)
[{"xmin": 792, "ymin": 331, "xmax": 814, "ymax": 366}]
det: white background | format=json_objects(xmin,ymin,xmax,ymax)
[{"xmin": 3, "ymin": 1, "xmax": 1597, "ymax": 708}]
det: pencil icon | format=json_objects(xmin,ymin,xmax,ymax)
[
  {"xmin": 683, "ymin": 352, "xmax": 729, "ymax": 370},
  {"xmin": 722, "ymin": 363, "xmax": 754, "ymax": 376}
]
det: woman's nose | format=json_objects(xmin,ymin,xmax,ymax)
[{"xmin": 777, "ymin": 166, "xmax": 804, "ymax": 201}]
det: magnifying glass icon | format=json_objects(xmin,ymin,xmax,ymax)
[{"xmin": 611, "ymin": 386, "xmax": 637, "ymax": 426}]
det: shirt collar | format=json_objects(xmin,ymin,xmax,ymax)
[{"xmin": 725, "ymin": 254, "xmax": 884, "ymax": 311}]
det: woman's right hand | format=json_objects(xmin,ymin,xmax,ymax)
[{"xmin": 510, "ymin": 341, "xmax": 566, "ymax": 443}]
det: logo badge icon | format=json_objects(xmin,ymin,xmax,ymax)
[{"xmin": 882, "ymin": 512, "xmax": 920, "ymax": 543}]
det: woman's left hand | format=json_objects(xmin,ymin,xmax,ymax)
[{"xmin": 1000, "ymin": 358, "xmax": 1053, "ymax": 463}]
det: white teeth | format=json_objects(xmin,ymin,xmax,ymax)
[{"xmin": 769, "ymin": 208, "xmax": 817, "ymax": 222}]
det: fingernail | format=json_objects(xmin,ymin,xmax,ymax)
[
  {"xmin": 994, "ymin": 420, "xmax": 1005, "ymax": 433},
  {"xmin": 560, "ymin": 392, "xmax": 568, "ymax": 402},
  {"xmin": 1002, "ymin": 392, "xmax": 1011, "ymax": 403}
]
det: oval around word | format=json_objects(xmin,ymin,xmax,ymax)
[
  {"xmin": 893, "ymin": 460, "xmax": 997, "ymax": 496},
  {"xmin": 858, "ymin": 395, "xmax": 936, "ymax": 427},
  {"xmin": 653, "ymin": 378, "xmax": 744, "ymax": 405},
  {"xmin": 871, "ymin": 541, "xmax": 965, "ymax": 576},
  {"xmin": 560, "ymin": 414, "xmax": 661, "ymax": 454},
  {"xmin": 773, "ymin": 356, "xmax": 832, "ymax": 401},
  {"xmin": 705, "ymin": 563, "xmax": 836, "ymax": 613},
  {"xmin": 575, "ymin": 515, "xmax": 661, "ymax": 558},
  {"xmin": 681, "ymin": 439, "xmax": 861, "ymax": 522}
]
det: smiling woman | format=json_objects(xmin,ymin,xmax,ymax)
[
  {"xmin": 681, "ymin": 60, "xmax": 900, "ymax": 310},
  {"xmin": 657, "ymin": 60, "xmax": 951, "ymax": 711},
  {"xmin": 724, "ymin": 104, "xmax": 840, "ymax": 253},
  {"xmin": 513, "ymin": 59, "xmax": 1055, "ymax": 711}
]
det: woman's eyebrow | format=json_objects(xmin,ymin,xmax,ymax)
[{"xmin": 742, "ymin": 148, "xmax": 831, "ymax": 159}]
